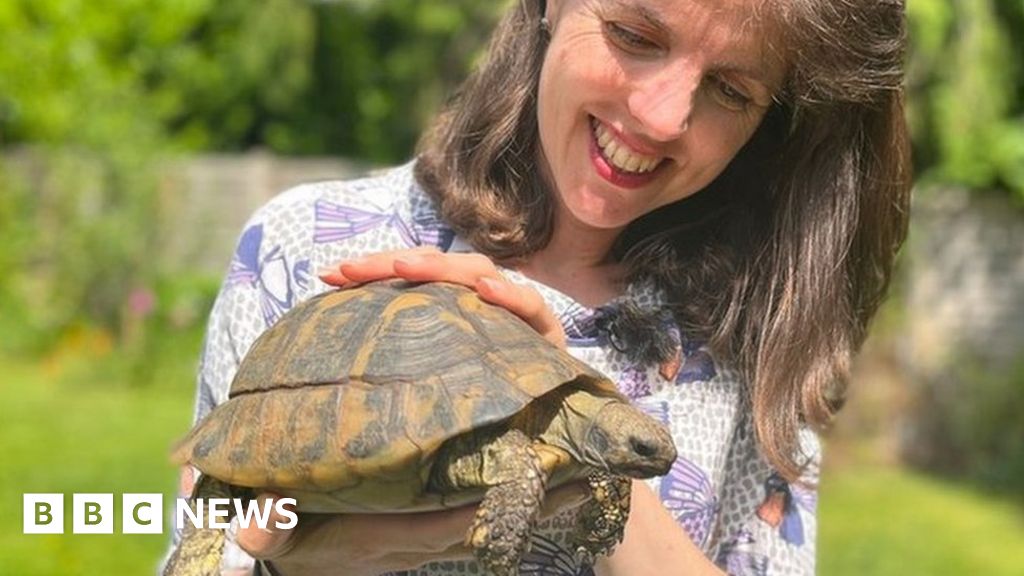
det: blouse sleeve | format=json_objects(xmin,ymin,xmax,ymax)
[{"xmin": 713, "ymin": 419, "xmax": 821, "ymax": 576}]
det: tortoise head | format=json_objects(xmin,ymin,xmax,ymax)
[{"xmin": 559, "ymin": 389, "xmax": 676, "ymax": 478}]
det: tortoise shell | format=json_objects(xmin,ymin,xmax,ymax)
[{"xmin": 174, "ymin": 281, "xmax": 624, "ymax": 512}]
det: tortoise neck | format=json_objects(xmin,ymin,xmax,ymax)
[{"xmin": 526, "ymin": 387, "xmax": 618, "ymax": 467}]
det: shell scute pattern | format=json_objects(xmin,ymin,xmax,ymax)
[
  {"xmin": 230, "ymin": 288, "xmax": 374, "ymax": 395},
  {"xmin": 174, "ymin": 281, "xmax": 621, "ymax": 500}
]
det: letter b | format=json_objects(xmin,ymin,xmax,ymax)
[
  {"xmin": 24, "ymin": 494, "xmax": 64, "ymax": 534},
  {"xmin": 73, "ymin": 494, "xmax": 113, "ymax": 534}
]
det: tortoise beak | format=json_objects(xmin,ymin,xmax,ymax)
[
  {"xmin": 583, "ymin": 404, "xmax": 677, "ymax": 478},
  {"xmin": 624, "ymin": 429, "xmax": 676, "ymax": 477}
]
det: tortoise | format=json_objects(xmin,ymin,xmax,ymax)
[{"xmin": 164, "ymin": 280, "xmax": 676, "ymax": 576}]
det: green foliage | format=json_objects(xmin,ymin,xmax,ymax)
[
  {"xmin": 908, "ymin": 0, "xmax": 1024, "ymax": 199},
  {"xmin": 282, "ymin": 0, "xmax": 502, "ymax": 161},
  {"xmin": 0, "ymin": 0, "xmax": 302, "ymax": 348},
  {"xmin": 0, "ymin": 0, "xmax": 167, "ymax": 147},
  {"xmin": 0, "ymin": 0, "xmax": 504, "ymax": 349},
  {"xmin": 0, "ymin": 0, "xmax": 500, "ymax": 161},
  {"xmin": 0, "ymin": 0, "xmax": 172, "ymax": 347},
  {"xmin": 0, "ymin": 0, "xmax": 315, "ymax": 151},
  {"xmin": 149, "ymin": 0, "xmax": 316, "ymax": 151},
  {"xmin": 0, "ymin": 145, "xmax": 166, "ymax": 350}
]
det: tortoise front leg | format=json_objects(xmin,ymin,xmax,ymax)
[
  {"xmin": 163, "ymin": 474, "xmax": 235, "ymax": 576},
  {"xmin": 571, "ymin": 472, "xmax": 632, "ymax": 566},
  {"xmin": 465, "ymin": 429, "xmax": 547, "ymax": 576}
]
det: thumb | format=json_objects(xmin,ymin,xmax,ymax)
[{"xmin": 234, "ymin": 493, "xmax": 299, "ymax": 560}]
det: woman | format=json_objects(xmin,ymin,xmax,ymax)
[{"xmin": 175, "ymin": 0, "xmax": 910, "ymax": 574}]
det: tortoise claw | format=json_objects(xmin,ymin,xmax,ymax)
[{"xmin": 572, "ymin": 472, "xmax": 632, "ymax": 565}]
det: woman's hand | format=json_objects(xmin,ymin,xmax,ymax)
[
  {"xmin": 236, "ymin": 484, "xmax": 590, "ymax": 576},
  {"xmin": 237, "ymin": 494, "xmax": 474, "ymax": 576},
  {"xmin": 319, "ymin": 246, "xmax": 566, "ymax": 348}
]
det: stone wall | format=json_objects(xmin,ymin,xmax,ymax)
[
  {"xmin": 904, "ymin": 188, "xmax": 1024, "ymax": 373},
  {"xmin": 157, "ymin": 151, "xmax": 370, "ymax": 275}
]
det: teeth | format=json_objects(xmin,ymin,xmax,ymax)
[
  {"xmin": 593, "ymin": 120, "xmax": 662, "ymax": 175},
  {"xmin": 611, "ymin": 146, "xmax": 630, "ymax": 168}
]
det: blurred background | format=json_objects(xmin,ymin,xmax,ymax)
[{"xmin": 0, "ymin": 0, "xmax": 1021, "ymax": 574}]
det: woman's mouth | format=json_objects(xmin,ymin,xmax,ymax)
[{"xmin": 589, "ymin": 116, "xmax": 666, "ymax": 189}]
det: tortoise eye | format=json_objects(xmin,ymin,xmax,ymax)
[{"xmin": 630, "ymin": 437, "xmax": 659, "ymax": 458}]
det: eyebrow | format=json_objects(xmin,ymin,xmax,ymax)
[
  {"xmin": 607, "ymin": 0, "xmax": 671, "ymax": 36},
  {"xmin": 716, "ymin": 64, "xmax": 774, "ymax": 90}
]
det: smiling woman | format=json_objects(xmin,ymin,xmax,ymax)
[{"xmin": 166, "ymin": 0, "xmax": 911, "ymax": 575}]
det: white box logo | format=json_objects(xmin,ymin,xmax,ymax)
[
  {"xmin": 24, "ymin": 494, "xmax": 64, "ymax": 534},
  {"xmin": 122, "ymin": 493, "xmax": 163, "ymax": 534},
  {"xmin": 73, "ymin": 493, "xmax": 113, "ymax": 534}
]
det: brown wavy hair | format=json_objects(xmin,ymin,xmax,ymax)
[{"xmin": 415, "ymin": 0, "xmax": 912, "ymax": 481}]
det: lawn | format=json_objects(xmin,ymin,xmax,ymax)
[
  {"xmin": 819, "ymin": 463, "xmax": 1024, "ymax": 575},
  {"xmin": 0, "ymin": 335, "xmax": 198, "ymax": 576},
  {"xmin": 2, "ymin": 341, "xmax": 1022, "ymax": 575}
]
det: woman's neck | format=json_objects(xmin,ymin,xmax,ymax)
[{"xmin": 515, "ymin": 216, "xmax": 626, "ymax": 308}]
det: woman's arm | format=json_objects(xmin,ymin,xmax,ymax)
[{"xmin": 594, "ymin": 481, "xmax": 724, "ymax": 576}]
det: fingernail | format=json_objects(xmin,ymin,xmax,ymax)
[
  {"xmin": 478, "ymin": 277, "xmax": 502, "ymax": 291},
  {"xmin": 316, "ymin": 267, "xmax": 336, "ymax": 277},
  {"xmin": 395, "ymin": 255, "xmax": 424, "ymax": 266}
]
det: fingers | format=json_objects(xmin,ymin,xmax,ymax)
[
  {"xmin": 476, "ymin": 277, "xmax": 567, "ymax": 349},
  {"xmin": 318, "ymin": 246, "xmax": 441, "ymax": 287},
  {"xmin": 254, "ymin": 506, "xmax": 477, "ymax": 575},
  {"xmin": 392, "ymin": 254, "xmax": 567, "ymax": 348},
  {"xmin": 317, "ymin": 248, "xmax": 567, "ymax": 348},
  {"xmin": 235, "ymin": 487, "xmax": 588, "ymax": 573},
  {"xmin": 341, "ymin": 250, "xmax": 498, "ymax": 286},
  {"xmin": 235, "ymin": 493, "xmax": 299, "ymax": 560},
  {"xmin": 178, "ymin": 466, "xmax": 195, "ymax": 497}
]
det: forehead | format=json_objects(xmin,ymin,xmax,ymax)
[{"xmin": 602, "ymin": 0, "xmax": 787, "ymax": 82}]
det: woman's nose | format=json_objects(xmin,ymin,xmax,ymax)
[{"xmin": 626, "ymin": 63, "xmax": 699, "ymax": 142}]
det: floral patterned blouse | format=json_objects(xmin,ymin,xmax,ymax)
[{"xmin": 179, "ymin": 161, "xmax": 820, "ymax": 575}]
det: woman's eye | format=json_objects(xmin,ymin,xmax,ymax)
[
  {"xmin": 708, "ymin": 76, "xmax": 752, "ymax": 111},
  {"xmin": 605, "ymin": 22, "xmax": 658, "ymax": 52}
]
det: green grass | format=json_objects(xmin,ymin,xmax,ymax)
[
  {"xmin": 2, "ymin": 338, "xmax": 1023, "ymax": 575},
  {"xmin": 819, "ymin": 463, "xmax": 1024, "ymax": 575},
  {"xmin": 0, "ymin": 339, "xmax": 197, "ymax": 575}
]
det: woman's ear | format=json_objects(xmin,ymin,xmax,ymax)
[
  {"xmin": 542, "ymin": 0, "xmax": 563, "ymax": 32},
  {"xmin": 543, "ymin": 0, "xmax": 559, "ymax": 22}
]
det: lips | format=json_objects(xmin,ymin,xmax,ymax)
[{"xmin": 588, "ymin": 117, "xmax": 666, "ymax": 189}]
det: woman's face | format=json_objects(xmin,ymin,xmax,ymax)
[{"xmin": 537, "ymin": 0, "xmax": 786, "ymax": 232}]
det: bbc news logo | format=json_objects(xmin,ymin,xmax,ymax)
[
  {"xmin": 24, "ymin": 494, "xmax": 159, "ymax": 534},
  {"xmin": 23, "ymin": 493, "xmax": 297, "ymax": 534}
]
